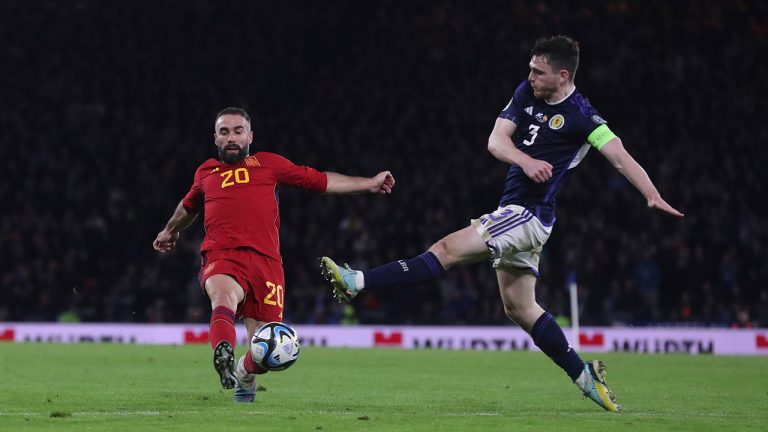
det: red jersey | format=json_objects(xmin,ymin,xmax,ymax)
[{"xmin": 182, "ymin": 152, "xmax": 328, "ymax": 262}]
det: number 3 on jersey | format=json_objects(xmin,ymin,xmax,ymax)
[
  {"xmin": 220, "ymin": 168, "xmax": 250, "ymax": 188},
  {"xmin": 523, "ymin": 124, "xmax": 540, "ymax": 146}
]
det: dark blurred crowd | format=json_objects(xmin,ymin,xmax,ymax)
[{"xmin": 1, "ymin": 0, "xmax": 766, "ymax": 327}]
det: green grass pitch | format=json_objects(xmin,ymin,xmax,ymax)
[{"xmin": 1, "ymin": 343, "xmax": 766, "ymax": 431}]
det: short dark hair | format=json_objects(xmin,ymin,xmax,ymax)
[
  {"xmin": 530, "ymin": 35, "xmax": 580, "ymax": 80},
  {"xmin": 216, "ymin": 107, "xmax": 251, "ymax": 126}
]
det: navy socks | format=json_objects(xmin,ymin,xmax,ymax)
[
  {"xmin": 363, "ymin": 251, "xmax": 444, "ymax": 289},
  {"xmin": 531, "ymin": 312, "xmax": 585, "ymax": 381}
]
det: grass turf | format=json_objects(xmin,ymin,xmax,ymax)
[{"xmin": 0, "ymin": 343, "xmax": 766, "ymax": 431}]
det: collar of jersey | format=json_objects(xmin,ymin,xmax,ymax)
[{"xmin": 545, "ymin": 85, "xmax": 576, "ymax": 105}]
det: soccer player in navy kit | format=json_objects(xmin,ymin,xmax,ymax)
[
  {"xmin": 320, "ymin": 36, "xmax": 683, "ymax": 412},
  {"xmin": 153, "ymin": 107, "xmax": 395, "ymax": 402}
]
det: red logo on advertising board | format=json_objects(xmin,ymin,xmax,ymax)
[
  {"xmin": 184, "ymin": 330, "xmax": 210, "ymax": 344},
  {"xmin": 579, "ymin": 332, "xmax": 605, "ymax": 347},
  {"xmin": 757, "ymin": 334, "xmax": 768, "ymax": 349},
  {"xmin": 374, "ymin": 331, "xmax": 403, "ymax": 347},
  {"xmin": 0, "ymin": 328, "xmax": 14, "ymax": 341}
]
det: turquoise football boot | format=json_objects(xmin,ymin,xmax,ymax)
[
  {"xmin": 578, "ymin": 360, "xmax": 622, "ymax": 412},
  {"xmin": 319, "ymin": 257, "xmax": 362, "ymax": 302}
]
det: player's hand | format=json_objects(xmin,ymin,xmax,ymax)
[
  {"xmin": 371, "ymin": 171, "xmax": 395, "ymax": 194},
  {"xmin": 521, "ymin": 158, "xmax": 553, "ymax": 183},
  {"xmin": 647, "ymin": 196, "xmax": 685, "ymax": 218},
  {"xmin": 153, "ymin": 230, "xmax": 180, "ymax": 253}
]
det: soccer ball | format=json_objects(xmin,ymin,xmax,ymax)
[{"xmin": 250, "ymin": 322, "xmax": 301, "ymax": 372}]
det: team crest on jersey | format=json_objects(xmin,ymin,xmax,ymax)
[
  {"xmin": 591, "ymin": 114, "xmax": 607, "ymax": 125},
  {"xmin": 549, "ymin": 114, "xmax": 565, "ymax": 130},
  {"xmin": 535, "ymin": 113, "xmax": 548, "ymax": 123},
  {"xmin": 245, "ymin": 156, "xmax": 260, "ymax": 167}
]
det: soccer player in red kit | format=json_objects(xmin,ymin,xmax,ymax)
[{"xmin": 153, "ymin": 107, "xmax": 395, "ymax": 402}]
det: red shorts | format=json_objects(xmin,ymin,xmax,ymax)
[{"xmin": 199, "ymin": 248, "xmax": 285, "ymax": 322}]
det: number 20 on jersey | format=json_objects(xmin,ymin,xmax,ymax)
[{"xmin": 220, "ymin": 168, "xmax": 250, "ymax": 188}]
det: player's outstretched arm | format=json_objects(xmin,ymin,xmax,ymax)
[
  {"xmin": 152, "ymin": 200, "xmax": 199, "ymax": 253},
  {"xmin": 599, "ymin": 138, "xmax": 684, "ymax": 217},
  {"xmin": 324, "ymin": 171, "xmax": 395, "ymax": 195}
]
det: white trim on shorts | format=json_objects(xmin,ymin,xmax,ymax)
[{"xmin": 470, "ymin": 205, "xmax": 552, "ymax": 276}]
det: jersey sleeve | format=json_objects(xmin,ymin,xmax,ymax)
[
  {"xmin": 267, "ymin": 153, "xmax": 328, "ymax": 192},
  {"xmin": 498, "ymin": 80, "xmax": 530, "ymax": 125},
  {"xmin": 181, "ymin": 165, "xmax": 204, "ymax": 213},
  {"xmin": 580, "ymin": 111, "xmax": 616, "ymax": 150},
  {"xmin": 570, "ymin": 97, "xmax": 617, "ymax": 150},
  {"xmin": 587, "ymin": 124, "xmax": 617, "ymax": 150}
]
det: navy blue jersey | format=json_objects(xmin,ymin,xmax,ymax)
[{"xmin": 498, "ymin": 80, "xmax": 609, "ymax": 226}]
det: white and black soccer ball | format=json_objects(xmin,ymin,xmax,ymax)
[{"xmin": 250, "ymin": 322, "xmax": 300, "ymax": 372}]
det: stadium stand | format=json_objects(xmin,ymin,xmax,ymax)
[{"xmin": 1, "ymin": 0, "xmax": 766, "ymax": 327}]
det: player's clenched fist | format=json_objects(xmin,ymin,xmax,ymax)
[
  {"xmin": 521, "ymin": 158, "xmax": 553, "ymax": 184},
  {"xmin": 372, "ymin": 171, "xmax": 395, "ymax": 194},
  {"xmin": 153, "ymin": 230, "xmax": 179, "ymax": 253}
]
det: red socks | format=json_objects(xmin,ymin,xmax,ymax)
[
  {"xmin": 209, "ymin": 306, "xmax": 268, "ymax": 375},
  {"xmin": 243, "ymin": 350, "xmax": 268, "ymax": 375},
  {"xmin": 209, "ymin": 306, "xmax": 236, "ymax": 350}
]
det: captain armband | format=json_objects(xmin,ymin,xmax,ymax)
[{"xmin": 587, "ymin": 124, "xmax": 617, "ymax": 150}]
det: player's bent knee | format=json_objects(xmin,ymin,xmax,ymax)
[
  {"xmin": 502, "ymin": 302, "xmax": 535, "ymax": 324},
  {"xmin": 428, "ymin": 239, "xmax": 447, "ymax": 256},
  {"xmin": 205, "ymin": 275, "xmax": 244, "ymax": 309},
  {"xmin": 503, "ymin": 301, "xmax": 543, "ymax": 333},
  {"xmin": 207, "ymin": 290, "xmax": 238, "ymax": 310},
  {"xmin": 503, "ymin": 304, "xmax": 522, "ymax": 323},
  {"xmin": 428, "ymin": 240, "xmax": 453, "ymax": 269}
]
